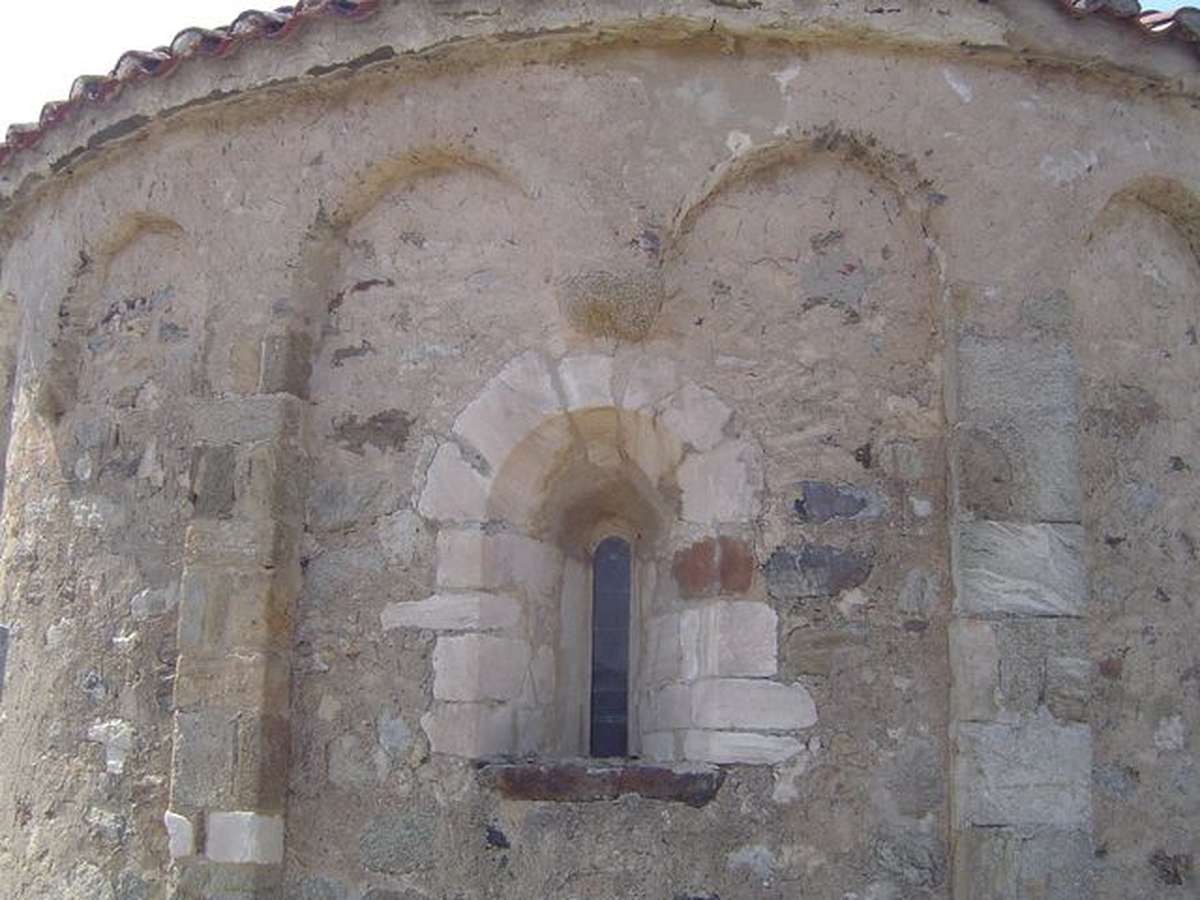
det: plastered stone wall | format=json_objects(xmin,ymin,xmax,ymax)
[{"xmin": 0, "ymin": 2, "xmax": 1195, "ymax": 898}]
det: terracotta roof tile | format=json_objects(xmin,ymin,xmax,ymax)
[{"xmin": 0, "ymin": 0, "xmax": 1197, "ymax": 172}]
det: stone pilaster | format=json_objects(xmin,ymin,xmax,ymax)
[
  {"xmin": 165, "ymin": 393, "xmax": 306, "ymax": 897},
  {"xmin": 948, "ymin": 334, "xmax": 1095, "ymax": 898}
]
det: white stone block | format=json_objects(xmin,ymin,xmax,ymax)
[
  {"xmin": 421, "ymin": 702, "xmax": 514, "ymax": 758},
  {"xmin": 163, "ymin": 810, "xmax": 195, "ymax": 859},
  {"xmin": 659, "ymin": 384, "xmax": 731, "ymax": 452},
  {"xmin": 679, "ymin": 440, "xmax": 763, "ymax": 524},
  {"xmin": 205, "ymin": 811, "xmax": 284, "ymax": 864},
  {"xmin": 643, "ymin": 683, "xmax": 693, "ymax": 730},
  {"xmin": 691, "ymin": 679, "xmax": 817, "ymax": 731},
  {"xmin": 640, "ymin": 731, "xmax": 677, "ymax": 762},
  {"xmin": 417, "ymin": 443, "xmax": 490, "ymax": 522},
  {"xmin": 433, "ymin": 634, "xmax": 531, "ymax": 701},
  {"xmin": 436, "ymin": 530, "xmax": 561, "ymax": 601},
  {"xmin": 558, "ymin": 354, "xmax": 613, "ymax": 410},
  {"xmin": 682, "ymin": 730, "xmax": 803, "ymax": 765},
  {"xmin": 958, "ymin": 521, "xmax": 1086, "ymax": 618},
  {"xmin": 380, "ymin": 593, "xmax": 520, "ymax": 633},
  {"xmin": 682, "ymin": 601, "xmax": 778, "ymax": 679},
  {"xmin": 953, "ymin": 712, "xmax": 1092, "ymax": 829},
  {"xmin": 642, "ymin": 613, "xmax": 684, "ymax": 685}
]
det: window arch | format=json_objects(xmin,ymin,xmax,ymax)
[{"xmin": 590, "ymin": 536, "xmax": 632, "ymax": 757}]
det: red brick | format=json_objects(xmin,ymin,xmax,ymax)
[
  {"xmin": 672, "ymin": 538, "xmax": 716, "ymax": 598},
  {"xmin": 718, "ymin": 536, "xmax": 754, "ymax": 594}
]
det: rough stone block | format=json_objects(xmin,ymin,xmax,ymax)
[
  {"xmin": 380, "ymin": 592, "xmax": 520, "ymax": 633},
  {"xmin": 359, "ymin": 807, "xmax": 438, "ymax": 874},
  {"xmin": 171, "ymin": 710, "xmax": 236, "ymax": 808},
  {"xmin": 558, "ymin": 354, "xmax": 613, "ymax": 410},
  {"xmin": 190, "ymin": 394, "xmax": 304, "ymax": 446},
  {"xmin": 953, "ymin": 713, "xmax": 1092, "ymax": 828},
  {"xmin": 659, "ymin": 384, "xmax": 731, "ymax": 452},
  {"xmin": 232, "ymin": 714, "xmax": 290, "ymax": 809},
  {"xmin": 163, "ymin": 811, "xmax": 196, "ymax": 859},
  {"xmin": 953, "ymin": 826, "xmax": 1094, "ymax": 900},
  {"xmin": 433, "ymin": 635, "xmax": 530, "ymax": 701},
  {"xmin": 184, "ymin": 518, "xmax": 297, "ymax": 571},
  {"xmin": 177, "ymin": 565, "xmax": 293, "ymax": 655},
  {"xmin": 173, "ymin": 651, "xmax": 289, "ymax": 713},
  {"xmin": 1045, "ymin": 656, "xmax": 1091, "ymax": 722},
  {"xmin": 678, "ymin": 440, "xmax": 763, "ymax": 523},
  {"xmin": 957, "ymin": 521, "xmax": 1086, "ymax": 618},
  {"xmin": 682, "ymin": 730, "xmax": 802, "ymax": 765},
  {"xmin": 417, "ymin": 442, "xmax": 489, "ymax": 522},
  {"xmin": 690, "ymin": 679, "xmax": 817, "ymax": 731},
  {"xmin": 206, "ymin": 811, "xmax": 285, "ymax": 864},
  {"xmin": 420, "ymin": 702, "xmax": 514, "ymax": 758},
  {"xmin": 949, "ymin": 619, "xmax": 999, "ymax": 722}
]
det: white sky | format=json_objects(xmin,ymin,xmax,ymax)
[
  {"xmin": 0, "ymin": 2, "xmax": 1192, "ymax": 132},
  {"xmin": 1, "ymin": 2, "xmax": 256, "ymax": 129}
]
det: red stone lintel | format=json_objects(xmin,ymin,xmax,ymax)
[{"xmin": 478, "ymin": 760, "xmax": 725, "ymax": 808}]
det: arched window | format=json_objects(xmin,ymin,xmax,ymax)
[{"xmin": 590, "ymin": 536, "xmax": 631, "ymax": 757}]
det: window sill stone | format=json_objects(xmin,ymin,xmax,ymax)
[{"xmin": 477, "ymin": 759, "xmax": 725, "ymax": 808}]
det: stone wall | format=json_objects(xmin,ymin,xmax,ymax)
[{"xmin": 0, "ymin": 2, "xmax": 1195, "ymax": 897}]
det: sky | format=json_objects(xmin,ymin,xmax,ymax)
[
  {"xmin": 1, "ymin": 2, "xmax": 256, "ymax": 129},
  {"xmin": 0, "ymin": 2, "xmax": 1192, "ymax": 133}
]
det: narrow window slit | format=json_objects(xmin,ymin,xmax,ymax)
[{"xmin": 590, "ymin": 536, "xmax": 631, "ymax": 758}]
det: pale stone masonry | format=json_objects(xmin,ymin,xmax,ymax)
[{"xmin": 0, "ymin": 2, "xmax": 1197, "ymax": 897}]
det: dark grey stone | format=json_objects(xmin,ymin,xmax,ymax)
[
  {"xmin": 332, "ymin": 409, "xmax": 415, "ymax": 455},
  {"xmin": 873, "ymin": 830, "xmax": 946, "ymax": 887},
  {"xmin": 189, "ymin": 444, "xmax": 237, "ymax": 518},
  {"xmin": 113, "ymin": 871, "xmax": 151, "ymax": 900},
  {"xmin": 292, "ymin": 874, "xmax": 350, "ymax": 900},
  {"xmin": 360, "ymin": 807, "xmax": 438, "ymax": 874},
  {"xmin": 764, "ymin": 543, "xmax": 872, "ymax": 598},
  {"xmin": 259, "ymin": 330, "xmax": 313, "ymax": 398},
  {"xmin": 792, "ymin": 481, "xmax": 878, "ymax": 523}
]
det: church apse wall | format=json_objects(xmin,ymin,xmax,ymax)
[{"xmin": 0, "ymin": 3, "xmax": 1196, "ymax": 898}]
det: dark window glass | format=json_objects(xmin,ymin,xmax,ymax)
[{"xmin": 590, "ymin": 536, "xmax": 631, "ymax": 758}]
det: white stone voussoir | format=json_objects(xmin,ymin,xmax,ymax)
[
  {"xmin": 380, "ymin": 592, "xmax": 520, "ymax": 633},
  {"xmin": 453, "ymin": 380, "xmax": 553, "ymax": 473},
  {"xmin": 205, "ymin": 811, "xmax": 285, "ymax": 865},
  {"xmin": 659, "ymin": 383, "xmax": 732, "ymax": 452},
  {"xmin": 418, "ymin": 442, "xmax": 490, "ymax": 522},
  {"xmin": 678, "ymin": 440, "xmax": 763, "ymax": 524},
  {"xmin": 558, "ymin": 354, "xmax": 614, "ymax": 410}
]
